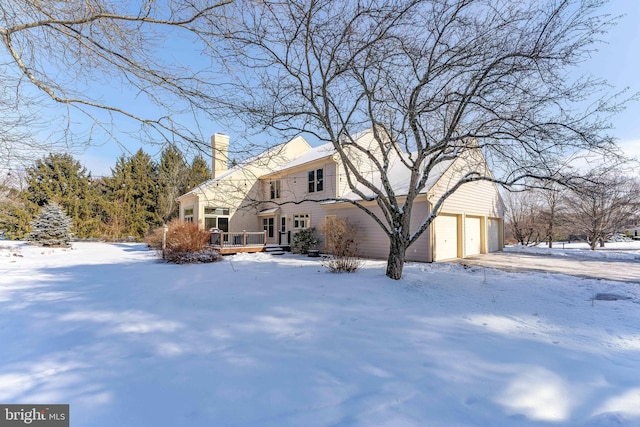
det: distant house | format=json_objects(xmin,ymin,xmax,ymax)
[
  {"xmin": 177, "ymin": 130, "xmax": 505, "ymax": 261},
  {"xmin": 626, "ymin": 226, "xmax": 640, "ymax": 240}
]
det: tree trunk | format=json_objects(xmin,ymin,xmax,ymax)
[{"xmin": 386, "ymin": 235, "xmax": 407, "ymax": 280}]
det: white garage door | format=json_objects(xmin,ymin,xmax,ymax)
[
  {"xmin": 464, "ymin": 216, "xmax": 482, "ymax": 256},
  {"xmin": 434, "ymin": 215, "xmax": 459, "ymax": 261},
  {"xmin": 488, "ymin": 218, "xmax": 501, "ymax": 252}
]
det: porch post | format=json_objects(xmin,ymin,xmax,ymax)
[{"xmin": 243, "ymin": 230, "xmax": 247, "ymax": 246}]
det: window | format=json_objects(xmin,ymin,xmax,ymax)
[
  {"xmin": 184, "ymin": 207, "xmax": 194, "ymax": 222},
  {"xmin": 281, "ymin": 216, "xmax": 286, "ymax": 233},
  {"xmin": 263, "ymin": 217, "xmax": 274, "ymax": 238},
  {"xmin": 270, "ymin": 180, "xmax": 281, "ymax": 199},
  {"xmin": 205, "ymin": 217, "xmax": 217, "ymax": 230},
  {"xmin": 293, "ymin": 213, "xmax": 310, "ymax": 229},
  {"xmin": 205, "ymin": 207, "xmax": 229, "ymax": 216},
  {"xmin": 308, "ymin": 168, "xmax": 323, "ymax": 193},
  {"xmin": 204, "ymin": 206, "xmax": 230, "ymax": 230}
]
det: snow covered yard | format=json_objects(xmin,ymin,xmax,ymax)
[
  {"xmin": 505, "ymin": 241, "xmax": 640, "ymax": 261},
  {"xmin": 462, "ymin": 242, "xmax": 640, "ymax": 284},
  {"xmin": 0, "ymin": 242, "xmax": 639, "ymax": 427}
]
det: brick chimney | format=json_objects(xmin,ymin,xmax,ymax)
[{"xmin": 211, "ymin": 133, "xmax": 229, "ymax": 179}]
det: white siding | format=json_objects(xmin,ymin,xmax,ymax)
[
  {"xmin": 263, "ymin": 161, "xmax": 338, "ymax": 203},
  {"xmin": 430, "ymin": 151, "xmax": 504, "ymax": 218},
  {"xmin": 323, "ymin": 201, "xmax": 432, "ymax": 262},
  {"xmin": 435, "ymin": 179, "xmax": 503, "ymax": 217},
  {"xmin": 178, "ymin": 195, "xmax": 198, "ymax": 222},
  {"xmin": 262, "ymin": 159, "xmax": 341, "ymax": 246},
  {"xmin": 280, "ymin": 201, "xmax": 329, "ymax": 242}
]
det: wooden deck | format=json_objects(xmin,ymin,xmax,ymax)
[
  {"xmin": 210, "ymin": 230, "xmax": 291, "ymax": 255},
  {"xmin": 215, "ymin": 245, "xmax": 267, "ymax": 255}
]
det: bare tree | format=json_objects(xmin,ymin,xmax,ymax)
[
  {"xmin": 0, "ymin": 75, "xmax": 47, "ymax": 171},
  {"xmin": 0, "ymin": 0, "xmax": 234, "ymax": 162},
  {"xmin": 224, "ymin": 0, "xmax": 626, "ymax": 279},
  {"xmin": 566, "ymin": 172, "xmax": 638, "ymax": 250},
  {"xmin": 539, "ymin": 183, "xmax": 568, "ymax": 248},
  {"xmin": 504, "ymin": 190, "xmax": 543, "ymax": 246}
]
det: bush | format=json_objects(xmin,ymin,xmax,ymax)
[
  {"xmin": 320, "ymin": 217, "xmax": 364, "ymax": 273},
  {"xmin": 144, "ymin": 225, "xmax": 164, "ymax": 249},
  {"xmin": 28, "ymin": 203, "xmax": 72, "ymax": 247},
  {"xmin": 163, "ymin": 247, "xmax": 220, "ymax": 264},
  {"xmin": 291, "ymin": 227, "xmax": 320, "ymax": 254},
  {"xmin": 148, "ymin": 219, "xmax": 220, "ymax": 264}
]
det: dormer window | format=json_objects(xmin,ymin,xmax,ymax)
[{"xmin": 308, "ymin": 168, "xmax": 323, "ymax": 193}]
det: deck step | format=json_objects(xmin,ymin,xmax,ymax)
[{"xmin": 264, "ymin": 246, "xmax": 286, "ymax": 256}]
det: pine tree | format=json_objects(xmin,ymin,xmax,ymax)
[
  {"xmin": 24, "ymin": 153, "xmax": 102, "ymax": 238},
  {"xmin": 0, "ymin": 173, "xmax": 29, "ymax": 239},
  {"xmin": 0, "ymin": 186, "xmax": 31, "ymax": 239},
  {"xmin": 184, "ymin": 155, "xmax": 211, "ymax": 192},
  {"xmin": 157, "ymin": 144, "xmax": 188, "ymax": 223},
  {"xmin": 103, "ymin": 149, "xmax": 160, "ymax": 239},
  {"xmin": 29, "ymin": 202, "xmax": 72, "ymax": 247}
]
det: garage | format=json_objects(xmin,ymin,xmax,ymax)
[
  {"xmin": 464, "ymin": 216, "xmax": 482, "ymax": 256},
  {"xmin": 434, "ymin": 214, "xmax": 459, "ymax": 261},
  {"xmin": 487, "ymin": 218, "xmax": 502, "ymax": 252}
]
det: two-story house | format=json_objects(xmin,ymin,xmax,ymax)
[{"xmin": 178, "ymin": 130, "xmax": 505, "ymax": 261}]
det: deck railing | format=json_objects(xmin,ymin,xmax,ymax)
[{"xmin": 210, "ymin": 230, "xmax": 267, "ymax": 248}]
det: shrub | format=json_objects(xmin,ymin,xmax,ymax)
[
  {"xmin": 149, "ymin": 219, "xmax": 220, "ymax": 264},
  {"xmin": 320, "ymin": 217, "xmax": 364, "ymax": 273},
  {"xmin": 28, "ymin": 203, "xmax": 72, "ymax": 247},
  {"xmin": 163, "ymin": 247, "xmax": 220, "ymax": 264},
  {"xmin": 291, "ymin": 227, "xmax": 320, "ymax": 254},
  {"xmin": 144, "ymin": 224, "xmax": 164, "ymax": 249}
]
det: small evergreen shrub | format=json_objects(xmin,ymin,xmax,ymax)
[
  {"xmin": 156, "ymin": 220, "xmax": 220, "ymax": 264},
  {"xmin": 291, "ymin": 227, "xmax": 320, "ymax": 254},
  {"xmin": 320, "ymin": 217, "xmax": 364, "ymax": 273},
  {"xmin": 28, "ymin": 203, "xmax": 72, "ymax": 247}
]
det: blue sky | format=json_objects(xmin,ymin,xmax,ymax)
[
  {"xmin": 582, "ymin": 1, "xmax": 640, "ymax": 159},
  {"xmin": 72, "ymin": 1, "xmax": 640, "ymax": 177}
]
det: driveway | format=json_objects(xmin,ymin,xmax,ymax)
[{"xmin": 458, "ymin": 251, "xmax": 640, "ymax": 284}]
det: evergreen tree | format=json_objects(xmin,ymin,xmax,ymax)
[
  {"xmin": 0, "ymin": 185, "xmax": 31, "ymax": 240},
  {"xmin": 157, "ymin": 144, "xmax": 188, "ymax": 223},
  {"xmin": 104, "ymin": 149, "xmax": 160, "ymax": 239},
  {"xmin": 29, "ymin": 202, "xmax": 72, "ymax": 247},
  {"xmin": 184, "ymin": 155, "xmax": 211, "ymax": 192},
  {"xmin": 24, "ymin": 153, "xmax": 102, "ymax": 238}
]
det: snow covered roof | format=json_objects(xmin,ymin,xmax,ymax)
[
  {"xmin": 177, "ymin": 141, "xmax": 290, "ymax": 200},
  {"xmin": 339, "ymin": 154, "xmax": 455, "ymax": 201},
  {"xmin": 258, "ymin": 207, "xmax": 280, "ymax": 216},
  {"xmin": 268, "ymin": 142, "xmax": 336, "ymax": 174}
]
